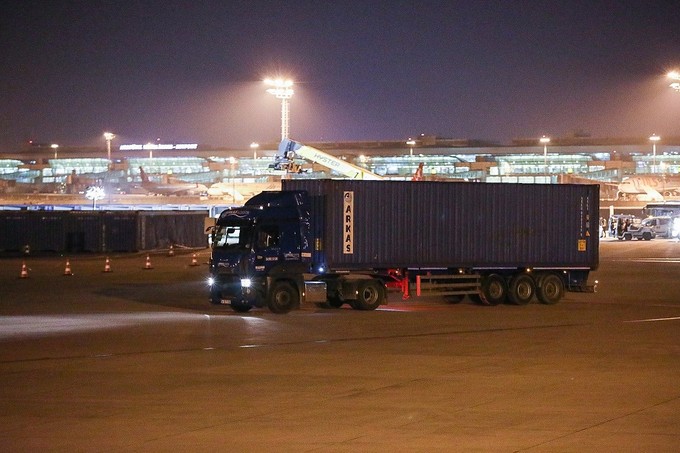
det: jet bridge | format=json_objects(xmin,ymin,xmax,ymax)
[{"xmin": 272, "ymin": 139, "xmax": 384, "ymax": 180}]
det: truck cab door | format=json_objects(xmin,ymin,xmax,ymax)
[{"xmin": 254, "ymin": 225, "xmax": 281, "ymax": 271}]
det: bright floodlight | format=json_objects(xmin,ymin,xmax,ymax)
[
  {"xmin": 539, "ymin": 136, "xmax": 551, "ymax": 144},
  {"xmin": 265, "ymin": 77, "xmax": 294, "ymax": 140},
  {"xmin": 668, "ymin": 71, "xmax": 680, "ymax": 92}
]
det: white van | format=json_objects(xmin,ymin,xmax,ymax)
[{"xmin": 640, "ymin": 216, "xmax": 673, "ymax": 238}]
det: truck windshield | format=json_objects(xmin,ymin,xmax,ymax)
[{"xmin": 212, "ymin": 224, "xmax": 253, "ymax": 251}]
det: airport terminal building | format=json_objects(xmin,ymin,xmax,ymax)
[{"xmin": 2, "ymin": 135, "xmax": 680, "ymax": 201}]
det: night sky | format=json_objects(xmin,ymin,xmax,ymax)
[{"xmin": 1, "ymin": 0, "xmax": 679, "ymax": 151}]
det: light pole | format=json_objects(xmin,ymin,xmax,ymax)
[
  {"xmin": 650, "ymin": 134, "xmax": 660, "ymax": 173},
  {"xmin": 406, "ymin": 139, "xmax": 416, "ymax": 157},
  {"xmin": 103, "ymin": 132, "xmax": 115, "ymax": 161},
  {"xmin": 229, "ymin": 157, "xmax": 237, "ymax": 203},
  {"xmin": 540, "ymin": 136, "xmax": 550, "ymax": 175},
  {"xmin": 250, "ymin": 142, "xmax": 259, "ymax": 160},
  {"xmin": 51, "ymin": 143, "xmax": 59, "ymax": 159},
  {"xmin": 264, "ymin": 78, "xmax": 294, "ymax": 140},
  {"xmin": 668, "ymin": 71, "xmax": 680, "ymax": 92}
]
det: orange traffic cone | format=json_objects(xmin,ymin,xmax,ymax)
[
  {"xmin": 63, "ymin": 259, "xmax": 73, "ymax": 276},
  {"xmin": 143, "ymin": 254, "xmax": 153, "ymax": 270},
  {"xmin": 190, "ymin": 253, "xmax": 199, "ymax": 266},
  {"xmin": 103, "ymin": 257, "xmax": 112, "ymax": 273},
  {"xmin": 19, "ymin": 261, "xmax": 29, "ymax": 279},
  {"xmin": 168, "ymin": 245, "xmax": 175, "ymax": 257}
]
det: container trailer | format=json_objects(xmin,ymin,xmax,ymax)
[{"xmin": 208, "ymin": 179, "xmax": 598, "ymax": 313}]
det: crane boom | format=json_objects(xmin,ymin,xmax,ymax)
[{"xmin": 273, "ymin": 139, "xmax": 383, "ymax": 180}]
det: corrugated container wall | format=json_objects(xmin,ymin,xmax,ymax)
[{"xmin": 281, "ymin": 180, "xmax": 599, "ymax": 270}]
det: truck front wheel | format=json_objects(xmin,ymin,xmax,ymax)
[
  {"xmin": 353, "ymin": 280, "xmax": 384, "ymax": 310},
  {"xmin": 267, "ymin": 281, "xmax": 299, "ymax": 314}
]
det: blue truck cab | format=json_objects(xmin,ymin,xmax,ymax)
[{"xmin": 208, "ymin": 190, "xmax": 317, "ymax": 313}]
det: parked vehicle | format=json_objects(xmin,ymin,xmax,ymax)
[
  {"xmin": 641, "ymin": 216, "xmax": 672, "ymax": 238},
  {"xmin": 207, "ymin": 179, "xmax": 599, "ymax": 313},
  {"xmin": 619, "ymin": 218, "xmax": 656, "ymax": 241}
]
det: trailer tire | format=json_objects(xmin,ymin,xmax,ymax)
[
  {"xmin": 643, "ymin": 232, "xmax": 652, "ymax": 241},
  {"xmin": 267, "ymin": 281, "xmax": 299, "ymax": 314},
  {"xmin": 536, "ymin": 273, "xmax": 564, "ymax": 305},
  {"xmin": 508, "ymin": 274, "xmax": 535, "ymax": 305},
  {"xmin": 479, "ymin": 274, "xmax": 507, "ymax": 306},
  {"xmin": 353, "ymin": 280, "xmax": 384, "ymax": 310}
]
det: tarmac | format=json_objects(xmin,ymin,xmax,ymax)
[{"xmin": 0, "ymin": 243, "xmax": 679, "ymax": 452}]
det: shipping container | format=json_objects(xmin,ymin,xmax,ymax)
[{"xmin": 281, "ymin": 179, "xmax": 599, "ymax": 269}]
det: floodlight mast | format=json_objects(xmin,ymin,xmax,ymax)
[
  {"xmin": 104, "ymin": 132, "xmax": 115, "ymax": 161},
  {"xmin": 264, "ymin": 78, "xmax": 294, "ymax": 140},
  {"xmin": 540, "ymin": 136, "xmax": 550, "ymax": 175}
]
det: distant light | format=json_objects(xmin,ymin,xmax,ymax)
[
  {"xmin": 406, "ymin": 140, "xmax": 416, "ymax": 146},
  {"xmin": 650, "ymin": 134, "xmax": 661, "ymax": 142},
  {"xmin": 103, "ymin": 132, "xmax": 115, "ymax": 141},
  {"xmin": 668, "ymin": 71, "xmax": 680, "ymax": 91},
  {"xmin": 539, "ymin": 136, "xmax": 551, "ymax": 144},
  {"xmin": 240, "ymin": 278, "xmax": 252, "ymax": 288}
]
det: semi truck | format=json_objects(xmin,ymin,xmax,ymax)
[{"xmin": 208, "ymin": 179, "xmax": 598, "ymax": 313}]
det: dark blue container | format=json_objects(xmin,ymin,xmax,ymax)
[{"xmin": 281, "ymin": 180, "xmax": 599, "ymax": 270}]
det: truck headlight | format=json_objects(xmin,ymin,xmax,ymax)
[
  {"xmin": 240, "ymin": 278, "xmax": 252, "ymax": 288},
  {"xmin": 207, "ymin": 277, "xmax": 215, "ymax": 286}
]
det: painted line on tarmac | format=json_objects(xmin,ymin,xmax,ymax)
[
  {"xmin": 624, "ymin": 316, "xmax": 680, "ymax": 323},
  {"xmin": 610, "ymin": 258, "xmax": 680, "ymax": 263}
]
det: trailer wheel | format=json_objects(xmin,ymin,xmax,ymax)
[
  {"xmin": 508, "ymin": 274, "xmax": 535, "ymax": 305},
  {"xmin": 643, "ymin": 232, "xmax": 652, "ymax": 241},
  {"xmin": 479, "ymin": 274, "xmax": 507, "ymax": 306},
  {"xmin": 536, "ymin": 273, "xmax": 564, "ymax": 305},
  {"xmin": 353, "ymin": 280, "xmax": 384, "ymax": 310},
  {"xmin": 267, "ymin": 281, "xmax": 299, "ymax": 314}
]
